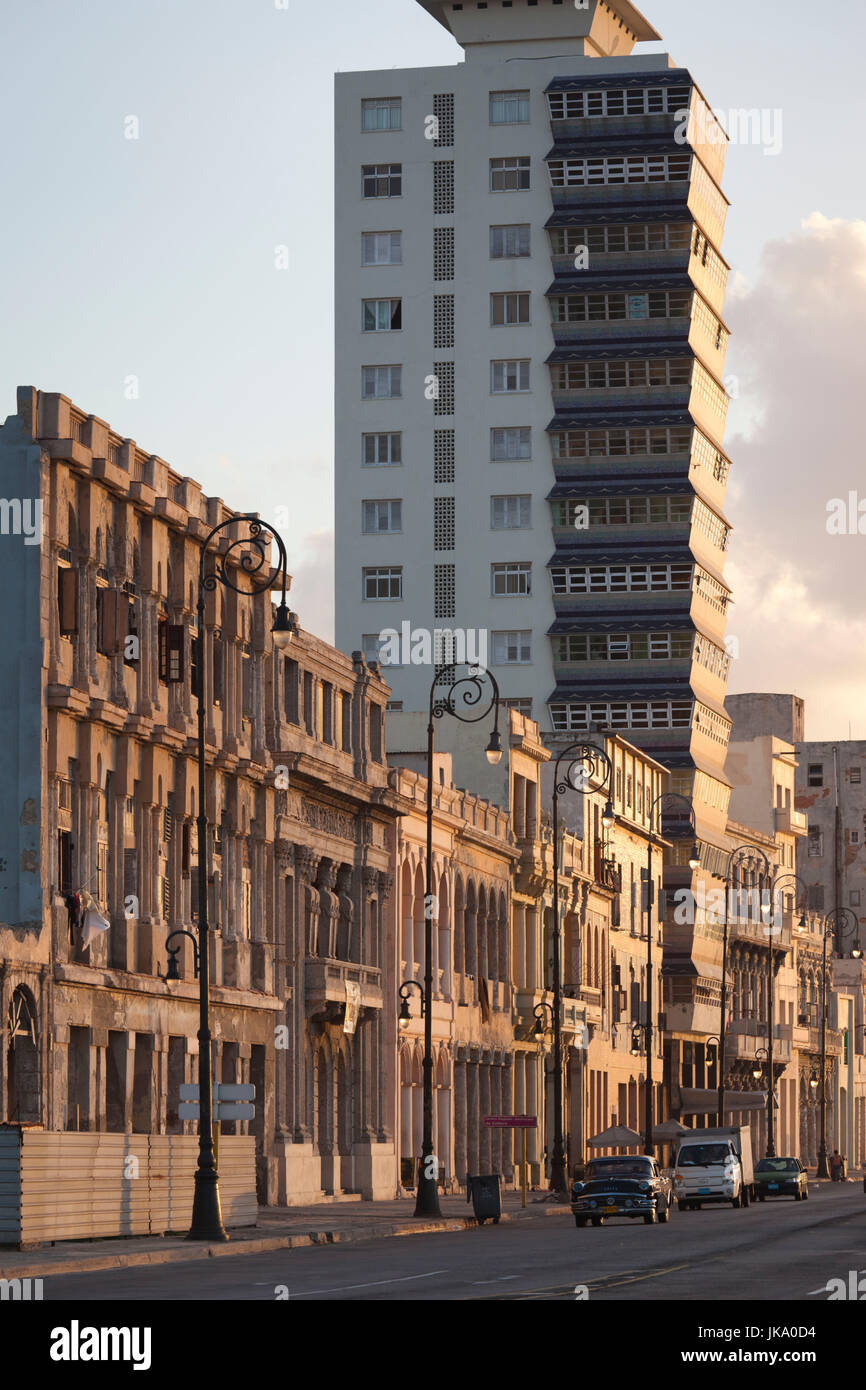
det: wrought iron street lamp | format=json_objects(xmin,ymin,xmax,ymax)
[
  {"xmin": 411, "ymin": 665, "xmax": 501, "ymax": 1218},
  {"xmin": 815, "ymin": 907, "xmax": 861, "ymax": 1177},
  {"xmin": 718, "ymin": 844, "xmax": 772, "ymax": 1128},
  {"xmin": 398, "ymin": 979, "xmax": 425, "ymax": 1030},
  {"xmin": 162, "ymin": 515, "xmax": 294, "ymax": 1243},
  {"xmin": 645, "ymin": 792, "xmax": 699, "ymax": 1156},
  {"xmin": 630, "ymin": 1022, "xmax": 647, "ymax": 1058},
  {"xmin": 532, "ymin": 999, "xmax": 554, "ymax": 1039},
  {"xmin": 705, "ymin": 1035, "xmax": 720, "ymax": 1087},
  {"xmin": 548, "ymin": 740, "xmax": 613, "ymax": 1194},
  {"xmin": 158, "ymin": 929, "xmax": 201, "ymax": 982}
]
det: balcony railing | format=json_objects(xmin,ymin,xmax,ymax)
[
  {"xmin": 774, "ymin": 806, "xmax": 808, "ymax": 836},
  {"xmin": 593, "ymin": 845, "xmax": 622, "ymax": 893}
]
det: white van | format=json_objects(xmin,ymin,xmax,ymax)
[{"xmin": 674, "ymin": 1125, "xmax": 754, "ymax": 1210}]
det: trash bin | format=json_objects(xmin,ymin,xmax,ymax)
[{"xmin": 467, "ymin": 1173, "xmax": 501, "ymax": 1225}]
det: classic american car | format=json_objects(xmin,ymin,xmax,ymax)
[{"xmin": 571, "ymin": 1155, "xmax": 673, "ymax": 1227}]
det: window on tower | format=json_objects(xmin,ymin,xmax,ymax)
[
  {"xmin": 490, "ymin": 156, "xmax": 531, "ymax": 192},
  {"xmin": 489, "ymin": 90, "xmax": 530, "ymax": 125},
  {"xmin": 361, "ymin": 98, "xmax": 402, "ymax": 132}
]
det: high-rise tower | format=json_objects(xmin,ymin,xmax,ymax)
[{"xmin": 334, "ymin": 0, "xmax": 735, "ymax": 840}]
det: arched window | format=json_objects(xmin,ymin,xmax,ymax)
[{"xmin": 7, "ymin": 987, "xmax": 39, "ymax": 1123}]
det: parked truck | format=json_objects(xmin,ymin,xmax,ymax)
[{"xmin": 673, "ymin": 1125, "xmax": 755, "ymax": 1211}]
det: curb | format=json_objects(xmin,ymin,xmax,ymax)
[{"xmin": 0, "ymin": 1212, "xmax": 508, "ymax": 1281}]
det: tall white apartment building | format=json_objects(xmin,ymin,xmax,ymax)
[{"xmin": 334, "ymin": 0, "xmax": 735, "ymax": 820}]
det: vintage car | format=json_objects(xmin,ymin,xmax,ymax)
[
  {"xmin": 571, "ymin": 1154, "xmax": 673, "ymax": 1227},
  {"xmin": 754, "ymin": 1156, "xmax": 809, "ymax": 1201}
]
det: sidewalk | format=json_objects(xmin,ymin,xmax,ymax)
[{"xmin": 0, "ymin": 1189, "xmax": 567, "ymax": 1282}]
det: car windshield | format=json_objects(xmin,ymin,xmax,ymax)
[
  {"xmin": 756, "ymin": 1158, "xmax": 797, "ymax": 1173},
  {"xmin": 586, "ymin": 1160, "xmax": 651, "ymax": 1179},
  {"xmin": 677, "ymin": 1144, "xmax": 732, "ymax": 1166}
]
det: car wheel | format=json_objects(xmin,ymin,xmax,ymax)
[
  {"xmin": 591, "ymin": 1217, "xmax": 603, "ymax": 1228},
  {"xmin": 575, "ymin": 1217, "xmax": 586, "ymax": 1229}
]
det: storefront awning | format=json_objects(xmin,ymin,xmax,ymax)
[{"xmin": 678, "ymin": 1088, "xmax": 766, "ymax": 1116}]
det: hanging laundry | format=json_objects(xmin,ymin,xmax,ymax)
[{"xmin": 79, "ymin": 890, "xmax": 110, "ymax": 950}]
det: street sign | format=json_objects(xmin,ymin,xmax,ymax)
[
  {"xmin": 212, "ymin": 1084, "xmax": 255, "ymax": 1102},
  {"xmin": 179, "ymin": 1083, "xmax": 255, "ymax": 1102},
  {"xmin": 216, "ymin": 1103, "xmax": 255, "ymax": 1121},
  {"xmin": 483, "ymin": 1114, "xmax": 537, "ymax": 1128},
  {"xmin": 178, "ymin": 1082, "xmax": 255, "ymax": 1121},
  {"xmin": 178, "ymin": 1101, "xmax": 255, "ymax": 1121}
]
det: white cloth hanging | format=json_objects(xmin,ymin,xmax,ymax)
[{"xmin": 79, "ymin": 889, "xmax": 110, "ymax": 949}]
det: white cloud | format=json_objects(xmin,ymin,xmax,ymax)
[
  {"xmin": 288, "ymin": 529, "xmax": 334, "ymax": 644},
  {"xmin": 723, "ymin": 214, "xmax": 866, "ymax": 737}
]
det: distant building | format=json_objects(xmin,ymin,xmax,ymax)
[{"xmin": 724, "ymin": 693, "xmax": 866, "ymax": 1167}]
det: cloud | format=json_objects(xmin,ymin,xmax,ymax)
[
  {"xmin": 723, "ymin": 213, "xmax": 866, "ymax": 739},
  {"xmin": 288, "ymin": 529, "xmax": 334, "ymax": 644}
]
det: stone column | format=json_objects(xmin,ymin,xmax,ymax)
[
  {"xmin": 52, "ymin": 1025, "xmax": 69, "ymax": 1130},
  {"xmin": 490, "ymin": 1064, "xmax": 502, "ymax": 1173},
  {"xmin": 479, "ymin": 1060, "xmax": 491, "ymax": 1171},
  {"xmin": 453, "ymin": 1055, "xmax": 467, "ymax": 1183},
  {"xmin": 501, "ymin": 1060, "xmax": 514, "ymax": 1182},
  {"xmin": 467, "ymin": 1059, "xmax": 480, "ymax": 1176}
]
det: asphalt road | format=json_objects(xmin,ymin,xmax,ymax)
[{"xmin": 37, "ymin": 1184, "xmax": 866, "ymax": 1302}]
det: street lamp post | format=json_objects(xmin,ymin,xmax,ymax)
[
  {"xmin": 412, "ymin": 665, "xmax": 502, "ymax": 1218},
  {"xmin": 718, "ymin": 844, "xmax": 772, "ymax": 1129},
  {"xmin": 814, "ymin": 907, "xmax": 861, "ymax": 1178},
  {"xmin": 645, "ymin": 793, "xmax": 699, "ymax": 1156},
  {"xmin": 763, "ymin": 874, "xmax": 810, "ymax": 1160},
  {"xmin": 549, "ymin": 742, "xmax": 614, "ymax": 1194},
  {"xmin": 169, "ymin": 516, "xmax": 294, "ymax": 1243},
  {"xmin": 752, "ymin": 1047, "xmax": 771, "ymax": 1128},
  {"xmin": 705, "ymin": 1035, "xmax": 720, "ymax": 1092}
]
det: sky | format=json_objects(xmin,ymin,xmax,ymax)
[{"xmin": 2, "ymin": 0, "xmax": 865, "ymax": 739}]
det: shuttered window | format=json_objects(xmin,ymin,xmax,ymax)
[
  {"xmin": 158, "ymin": 622, "xmax": 185, "ymax": 682},
  {"xmin": 58, "ymin": 566, "xmax": 78, "ymax": 635}
]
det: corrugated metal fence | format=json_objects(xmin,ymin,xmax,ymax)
[{"xmin": 0, "ymin": 1127, "xmax": 256, "ymax": 1247}]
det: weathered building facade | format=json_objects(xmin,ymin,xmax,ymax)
[
  {"xmin": 390, "ymin": 711, "xmax": 668, "ymax": 1182},
  {"xmin": 391, "ymin": 756, "xmax": 515, "ymax": 1190},
  {"xmin": 0, "ymin": 387, "xmax": 403, "ymax": 1205}
]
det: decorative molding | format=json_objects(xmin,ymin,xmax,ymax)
[
  {"xmin": 302, "ymin": 799, "xmax": 355, "ymax": 842},
  {"xmin": 276, "ymin": 839, "xmax": 295, "ymax": 872},
  {"xmin": 294, "ymin": 847, "xmax": 320, "ymax": 883}
]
